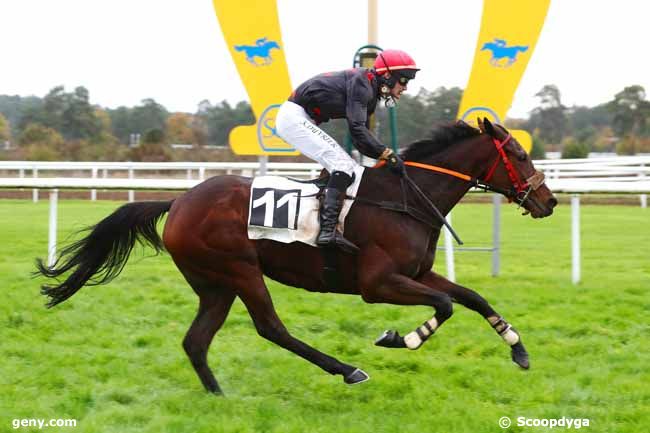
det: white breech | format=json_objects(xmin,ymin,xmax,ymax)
[{"xmin": 275, "ymin": 101, "xmax": 358, "ymax": 176}]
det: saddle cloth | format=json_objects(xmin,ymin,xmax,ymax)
[{"xmin": 247, "ymin": 166, "xmax": 365, "ymax": 246}]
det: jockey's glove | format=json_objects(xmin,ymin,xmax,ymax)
[{"xmin": 380, "ymin": 148, "xmax": 406, "ymax": 176}]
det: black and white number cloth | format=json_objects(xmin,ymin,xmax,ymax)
[{"xmin": 247, "ymin": 166, "xmax": 365, "ymax": 246}]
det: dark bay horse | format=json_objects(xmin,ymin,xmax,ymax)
[{"xmin": 37, "ymin": 119, "xmax": 557, "ymax": 395}]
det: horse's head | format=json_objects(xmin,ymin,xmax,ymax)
[{"xmin": 478, "ymin": 118, "xmax": 557, "ymax": 218}]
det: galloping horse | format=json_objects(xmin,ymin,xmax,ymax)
[{"xmin": 37, "ymin": 119, "xmax": 557, "ymax": 395}]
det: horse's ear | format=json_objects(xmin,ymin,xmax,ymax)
[
  {"xmin": 482, "ymin": 117, "xmax": 496, "ymax": 136},
  {"xmin": 477, "ymin": 117, "xmax": 486, "ymax": 133}
]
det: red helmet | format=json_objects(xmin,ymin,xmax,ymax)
[{"xmin": 374, "ymin": 49, "xmax": 420, "ymax": 79}]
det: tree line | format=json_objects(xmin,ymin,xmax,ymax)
[{"xmin": 0, "ymin": 83, "xmax": 648, "ymax": 161}]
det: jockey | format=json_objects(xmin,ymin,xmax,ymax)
[{"xmin": 276, "ymin": 49, "xmax": 419, "ymax": 253}]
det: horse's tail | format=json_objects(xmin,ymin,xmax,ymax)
[{"xmin": 35, "ymin": 200, "xmax": 173, "ymax": 308}]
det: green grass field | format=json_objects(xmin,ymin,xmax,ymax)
[{"xmin": 1, "ymin": 198, "xmax": 648, "ymax": 433}]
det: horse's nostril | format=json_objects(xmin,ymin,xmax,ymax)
[{"xmin": 548, "ymin": 197, "xmax": 558, "ymax": 208}]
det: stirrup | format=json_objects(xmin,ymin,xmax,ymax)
[{"xmin": 317, "ymin": 231, "xmax": 359, "ymax": 254}]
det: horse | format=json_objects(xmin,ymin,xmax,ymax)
[
  {"xmin": 234, "ymin": 38, "xmax": 280, "ymax": 66},
  {"xmin": 36, "ymin": 118, "xmax": 557, "ymax": 395},
  {"xmin": 481, "ymin": 39, "xmax": 529, "ymax": 67}
]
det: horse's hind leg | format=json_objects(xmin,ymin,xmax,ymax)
[
  {"xmin": 234, "ymin": 268, "xmax": 368, "ymax": 385},
  {"xmin": 183, "ymin": 286, "xmax": 236, "ymax": 394},
  {"xmin": 416, "ymin": 271, "xmax": 529, "ymax": 369}
]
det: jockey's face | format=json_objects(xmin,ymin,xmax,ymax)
[
  {"xmin": 390, "ymin": 80, "xmax": 407, "ymax": 100},
  {"xmin": 382, "ymin": 72, "xmax": 408, "ymax": 100}
]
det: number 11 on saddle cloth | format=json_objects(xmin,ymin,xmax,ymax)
[{"xmin": 247, "ymin": 166, "xmax": 365, "ymax": 245}]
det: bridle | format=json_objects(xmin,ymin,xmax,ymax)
[
  {"xmin": 399, "ymin": 133, "xmax": 546, "ymax": 208},
  {"xmin": 481, "ymin": 133, "xmax": 546, "ymax": 208},
  {"xmin": 369, "ymin": 132, "xmax": 547, "ymax": 244}
]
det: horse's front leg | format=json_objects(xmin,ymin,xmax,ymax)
[
  {"xmin": 360, "ymin": 273, "xmax": 454, "ymax": 350},
  {"xmin": 416, "ymin": 271, "xmax": 529, "ymax": 369}
]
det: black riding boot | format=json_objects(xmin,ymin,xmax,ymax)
[{"xmin": 316, "ymin": 171, "xmax": 359, "ymax": 254}]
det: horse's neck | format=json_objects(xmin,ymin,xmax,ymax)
[{"xmin": 409, "ymin": 136, "xmax": 493, "ymax": 216}]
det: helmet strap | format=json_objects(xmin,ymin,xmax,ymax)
[
  {"xmin": 379, "ymin": 53, "xmax": 393, "ymax": 75},
  {"xmin": 377, "ymin": 54, "xmax": 398, "ymax": 101}
]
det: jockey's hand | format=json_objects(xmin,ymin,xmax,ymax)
[{"xmin": 383, "ymin": 150, "xmax": 406, "ymax": 176}]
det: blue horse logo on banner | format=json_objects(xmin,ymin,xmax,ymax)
[
  {"xmin": 234, "ymin": 37, "xmax": 281, "ymax": 66},
  {"xmin": 481, "ymin": 38, "xmax": 528, "ymax": 67}
]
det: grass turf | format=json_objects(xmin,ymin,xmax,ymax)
[{"xmin": 1, "ymin": 198, "xmax": 648, "ymax": 432}]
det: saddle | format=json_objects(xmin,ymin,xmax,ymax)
[
  {"xmin": 248, "ymin": 167, "xmax": 364, "ymax": 246},
  {"xmin": 289, "ymin": 170, "xmax": 355, "ymax": 192},
  {"xmin": 247, "ymin": 168, "xmax": 363, "ymax": 291}
]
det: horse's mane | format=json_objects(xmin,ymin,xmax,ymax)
[{"xmin": 400, "ymin": 121, "xmax": 482, "ymax": 162}]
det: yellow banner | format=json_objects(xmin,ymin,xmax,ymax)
[
  {"xmin": 457, "ymin": 0, "xmax": 551, "ymax": 152},
  {"xmin": 212, "ymin": 0, "xmax": 297, "ymax": 155}
]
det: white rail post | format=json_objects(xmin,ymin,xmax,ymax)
[
  {"xmin": 91, "ymin": 167, "xmax": 98, "ymax": 201},
  {"xmin": 103, "ymin": 168, "xmax": 109, "ymax": 200},
  {"xmin": 492, "ymin": 194, "xmax": 501, "ymax": 277},
  {"xmin": 571, "ymin": 194, "xmax": 581, "ymax": 284},
  {"xmin": 48, "ymin": 189, "xmax": 59, "ymax": 267},
  {"xmin": 199, "ymin": 166, "xmax": 206, "ymax": 181},
  {"xmin": 186, "ymin": 168, "xmax": 193, "ymax": 180},
  {"xmin": 258, "ymin": 155, "xmax": 268, "ymax": 176},
  {"xmin": 128, "ymin": 167, "xmax": 134, "ymax": 203},
  {"xmin": 444, "ymin": 212, "xmax": 456, "ymax": 282},
  {"xmin": 640, "ymin": 165, "xmax": 647, "ymax": 208},
  {"xmin": 32, "ymin": 168, "xmax": 39, "ymax": 202}
]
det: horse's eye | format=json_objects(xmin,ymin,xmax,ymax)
[{"xmin": 517, "ymin": 153, "xmax": 527, "ymax": 162}]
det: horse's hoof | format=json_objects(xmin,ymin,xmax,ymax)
[
  {"xmin": 344, "ymin": 368, "xmax": 370, "ymax": 385},
  {"xmin": 511, "ymin": 341, "xmax": 530, "ymax": 369},
  {"xmin": 207, "ymin": 386, "xmax": 224, "ymax": 396},
  {"xmin": 374, "ymin": 330, "xmax": 406, "ymax": 348}
]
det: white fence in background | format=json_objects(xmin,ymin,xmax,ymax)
[
  {"xmin": 0, "ymin": 161, "xmax": 323, "ymax": 202},
  {"xmin": 1, "ymin": 157, "xmax": 648, "ymax": 206}
]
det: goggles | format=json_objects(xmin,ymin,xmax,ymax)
[
  {"xmin": 398, "ymin": 76, "xmax": 410, "ymax": 86},
  {"xmin": 396, "ymin": 69, "xmax": 417, "ymax": 86}
]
